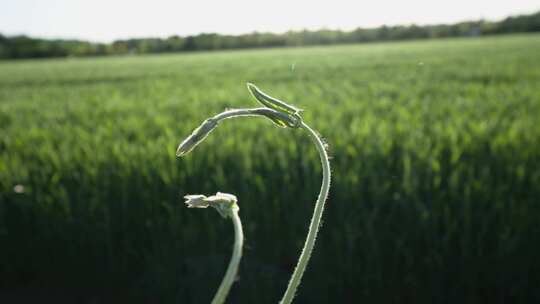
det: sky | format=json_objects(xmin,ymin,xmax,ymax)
[{"xmin": 1, "ymin": 0, "xmax": 539, "ymax": 42}]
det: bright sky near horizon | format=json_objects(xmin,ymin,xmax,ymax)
[{"xmin": 1, "ymin": 0, "xmax": 539, "ymax": 42}]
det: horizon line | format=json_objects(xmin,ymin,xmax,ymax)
[{"xmin": 2, "ymin": 8, "xmax": 538, "ymax": 44}]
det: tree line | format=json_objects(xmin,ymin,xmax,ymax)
[{"xmin": 1, "ymin": 11, "xmax": 539, "ymax": 59}]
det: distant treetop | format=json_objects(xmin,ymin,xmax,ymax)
[{"xmin": 1, "ymin": 11, "xmax": 539, "ymax": 59}]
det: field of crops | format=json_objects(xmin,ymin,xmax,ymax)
[{"xmin": 1, "ymin": 34, "xmax": 540, "ymax": 303}]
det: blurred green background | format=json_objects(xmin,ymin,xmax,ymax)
[{"xmin": 1, "ymin": 34, "xmax": 540, "ymax": 303}]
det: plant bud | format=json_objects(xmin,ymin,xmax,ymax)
[
  {"xmin": 247, "ymin": 83, "xmax": 303, "ymax": 116},
  {"xmin": 176, "ymin": 118, "xmax": 218, "ymax": 157}
]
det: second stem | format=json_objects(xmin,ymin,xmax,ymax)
[{"xmin": 280, "ymin": 121, "xmax": 331, "ymax": 304}]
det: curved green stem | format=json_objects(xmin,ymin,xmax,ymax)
[
  {"xmin": 178, "ymin": 104, "xmax": 331, "ymax": 304},
  {"xmin": 212, "ymin": 205, "xmax": 244, "ymax": 304},
  {"xmin": 176, "ymin": 107, "xmax": 299, "ymax": 157},
  {"xmin": 280, "ymin": 121, "xmax": 331, "ymax": 304}
]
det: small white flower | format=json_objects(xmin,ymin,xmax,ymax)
[
  {"xmin": 13, "ymin": 184, "xmax": 25, "ymax": 194},
  {"xmin": 184, "ymin": 192, "xmax": 238, "ymax": 218},
  {"xmin": 183, "ymin": 194, "xmax": 210, "ymax": 208}
]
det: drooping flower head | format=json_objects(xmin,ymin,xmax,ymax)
[{"xmin": 184, "ymin": 192, "xmax": 238, "ymax": 218}]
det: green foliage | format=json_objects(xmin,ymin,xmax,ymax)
[
  {"xmin": 1, "ymin": 11, "xmax": 540, "ymax": 59},
  {"xmin": 1, "ymin": 34, "xmax": 540, "ymax": 303}
]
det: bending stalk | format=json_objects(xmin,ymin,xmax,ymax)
[
  {"xmin": 176, "ymin": 108, "xmax": 299, "ymax": 157},
  {"xmin": 212, "ymin": 205, "xmax": 244, "ymax": 304},
  {"xmin": 280, "ymin": 121, "xmax": 331, "ymax": 304},
  {"xmin": 178, "ymin": 84, "xmax": 331, "ymax": 304}
]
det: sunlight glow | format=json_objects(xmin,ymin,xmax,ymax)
[{"xmin": 1, "ymin": 0, "xmax": 539, "ymax": 42}]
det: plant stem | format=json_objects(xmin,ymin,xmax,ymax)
[
  {"xmin": 211, "ymin": 107, "xmax": 298, "ymax": 127},
  {"xmin": 280, "ymin": 121, "xmax": 331, "ymax": 304},
  {"xmin": 211, "ymin": 206, "xmax": 244, "ymax": 304},
  {"xmin": 212, "ymin": 107, "xmax": 276, "ymax": 121},
  {"xmin": 180, "ymin": 106, "xmax": 330, "ymax": 303}
]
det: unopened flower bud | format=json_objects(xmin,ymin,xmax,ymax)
[
  {"xmin": 176, "ymin": 118, "xmax": 218, "ymax": 157},
  {"xmin": 247, "ymin": 83, "xmax": 303, "ymax": 116}
]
